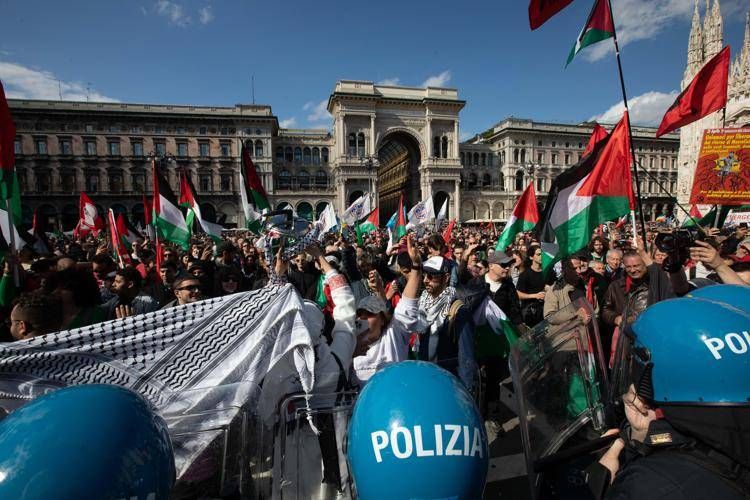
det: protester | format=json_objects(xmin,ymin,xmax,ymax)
[
  {"xmin": 46, "ymin": 268, "xmax": 105, "ymax": 330},
  {"xmin": 8, "ymin": 291, "xmax": 63, "ymax": 340},
  {"xmin": 516, "ymin": 245, "xmax": 549, "ymax": 327},
  {"xmin": 103, "ymin": 267, "xmax": 159, "ymax": 319},
  {"xmin": 162, "ymin": 275, "xmax": 203, "ymax": 308}
]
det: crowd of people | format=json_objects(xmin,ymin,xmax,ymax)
[{"xmin": 3, "ymin": 220, "xmax": 748, "ymax": 383}]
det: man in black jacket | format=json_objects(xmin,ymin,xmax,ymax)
[{"xmin": 458, "ymin": 249, "xmax": 523, "ymax": 326}]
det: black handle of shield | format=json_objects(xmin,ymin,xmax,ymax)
[{"xmin": 532, "ymin": 434, "xmax": 620, "ymax": 473}]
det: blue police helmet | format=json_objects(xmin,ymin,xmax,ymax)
[
  {"xmin": 630, "ymin": 296, "xmax": 750, "ymax": 405},
  {"xmin": 0, "ymin": 384, "xmax": 175, "ymax": 499},
  {"xmin": 348, "ymin": 361, "xmax": 488, "ymax": 499},
  {"xmin": 687, "ymin": 283, "xmax": 750, "ymax": 313}
]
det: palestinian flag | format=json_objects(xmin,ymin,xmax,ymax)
[
  {"xmin": 539, "ymin": 112, "xmax": 634, "ymax": 273},
  {"xmin": 394, "ymin": 195, "xmax": 407, "ymax": 240},
  {"xmin": 240, "ymin": 141, "xmax": 270, "ymax": 233},
  {"xmin": 179, "ymin": 171, "xmax": 223, "ymax": 244},
  {"xmin": 566, "ymin": 0, "xmax": 614, "ymax": 67},
  {"xmin": 583, "ymin": 123, "xmax": 609, "ymax": 156},
  {"xmin": 355, "ymin": 207, "xmax": 379, "ymax": 245},
  {"xmin": 116, "ymin": 213, "xmax": 140, "ymax": 252},
  {"xmin": 495, "ymin": 182, "xmax": 539, "ymax": 252},
  {"xmin": 682, "ymin": 205, "xmax": 731, "ymax": 228},
  {"xmin": 152, "ymin": 163, "xmax": 190, "ymax": 250}
]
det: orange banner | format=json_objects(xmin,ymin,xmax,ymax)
[{"xmin": 690, "ymin": 128, "xmax": 750, "ymax": 205}]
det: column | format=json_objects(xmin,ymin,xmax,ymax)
[
  {"xmin": 453, "ymin": 120, "xmax": 459, "ymax": 158},
  {"xmin": 341, "ymin": 113, "xmax": 347, "ymax": 157},
  {"xmin": 426, "ymin": 117, "xmax": 432, "ymax": 158},
  {"xmin": 454, "ymin": 180, "xmax": 461, "ymax": 220},
  {"xmin": 370, "ymin": 114, "xmax": 376, "ymax": 156}
]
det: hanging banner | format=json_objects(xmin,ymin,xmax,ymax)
[{"xmin": 689, "ymin": 128, "xmax": 750, "ymax": 205}]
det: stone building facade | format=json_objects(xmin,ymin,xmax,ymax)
[
  {"xmin": 9, "ymin": 79, "xmax": 680, "ymax": 231},
  {"xmin": 676, "ymin": 1, "xmax": 750, "ymax": 205},
  {"xmin": 460, "ymin": 119, "xmax": 680, "ymax": 222}
]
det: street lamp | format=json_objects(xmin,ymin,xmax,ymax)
[{"xmin": 360, "ymin": 155, "xmax": 377, "ymax": 199}]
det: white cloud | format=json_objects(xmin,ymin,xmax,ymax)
[
  {"xmin": 198, "ymin": 5, "xmax": 214, "ymax": 25},
  {"xmin": 155, "ymin": 0, "xmax": 191, "ymax": 27},
  {"xmin": 422, "ymin": 70, "xmax": 451, "ymax": 88},
  {"xmin": 279, "ymin": 117, "xmax": 297, "ymax": 128},
  {"xmin": 140, "ymin": 6, "xmax": 148, "ymax": 16},
  {"xmin": 377, "ymin": 77, "xmax": 400, "ymax": 86},
  {"xmin": 590, "ymin": 90, "xmax": 678, "ymax": 126},
  {"xmin": 303, "ymin": 99, "xmax": 330, "ymax": 122},
  {"xmin": 0, "ymin": 61, "xmax": 119, "ymax": 102}
]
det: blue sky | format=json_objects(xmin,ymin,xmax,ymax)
[{"xmin": 0, "ymin": 0, "xmax": 747, "ymax": 138}]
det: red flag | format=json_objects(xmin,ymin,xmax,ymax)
[
  {"xmin": 107, "ymin": 209, "xmax": 131, "ymax": 267},
  {"xmin": 584, "ymin": 123, "xmax": 609, "ymax": 156},
  {"xmin": 0, "ymin": 80, "xmax": 16, "ymax": 174},
  {"xmin": 143, "ymin": 194, "xmax": 152, "ymax": 225},
  {"xmin": 577, "ymin": 111, "xmax": 635, "ymax": 210},
  {"xmin": 615, "ymin": 215, "xmax": 628, "ymax": 229},
  {"xmin": 79, "ymin": 191, "xmax": 104, "ymax": 235},
  {"xmin": 656, "ymin": 46, "xmax": 730, "ymax": 137},
  {"xmin": 442, "ymin": 219, "xmax": 456, "ymax": 246},
  {"xmin": 688, "ymin": 205, "xmax": 703, "ymax": 220},
  {"xmin": 529, "ymin": 0, "xmax": 574, "ymax": 30},
  {"xmin": 155, "ymin": 239, "xmax": 165, "ymax": 271}
]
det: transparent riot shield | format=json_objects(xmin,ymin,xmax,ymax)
[
  {"xmin": 246, "ymin": 389, "xmax": 359, "ymax": 500},
  {"xmin": 508, "ymin": 298, "xmax": 609, "ymax": 500}
]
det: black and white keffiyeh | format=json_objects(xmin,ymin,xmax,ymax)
[{"xmin": 0, "ymin": 284, "xmax": 317, "ymax": 478}]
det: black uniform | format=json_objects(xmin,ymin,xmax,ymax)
[{"xmin": 597, "ymin": 420, "xmax": 748, "ymax": 499}]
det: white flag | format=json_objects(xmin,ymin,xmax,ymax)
[
  {"xmin": 435, "ymin": 198, "xmax": 448, "ymax": 231},
  {"xmin": 407, "ymin": 197, "xmax": 435, "ymax": 227},
  {"xmin": 341, "ymin": 193, "xmax": 372, "ymax": 226},
  {"xmin": 0, "ymin": 208, "xmax": 25, "ymax": 251},
  {"xmin": 316, "ymin": 203, "xmax": 338, "ymax": 239}
]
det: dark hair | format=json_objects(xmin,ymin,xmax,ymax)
[
  {"xmin": 116, "ymin": 267, "xmax": 143, "ymax": 289},
  {"xmin": 91, "ymin": 254, "xmax": 115, "ymax": 267},
  {"xmin": 217, "ymin": 266, "xmax": 242, "ymax": 283},
  {"xmin": 525, "ymin": 244, "xmax": 541, "ymax": 267},
  {"xmin": 173, "ymin": 275, "xmax": 201, "ymax": 290},
  {"xmin": 218, "ymin": 242, "xmax": 236, "ymax": 254},
  {"xmin": 29, "ymin": 258, "xmax": 57, "ymax": 274},
  {"xmin": 561, "ymin": 258, "xmax": 582, "ymax": 287},
  {"xmin": 396, "ymin": 252, "xmax": 413, "ymax": 269},
  {"xmin": 588, "ymin": 235, "xmax": 609, "ymax": 255},
  {"xmin": 46, "ymin": 268, "xmax": 102, "ymax": 307},
  {"xmin": 159, "ymin": 260, "xmax": 177, "ymax": 271},
  {"xmin": 14, "ymin": 291, "xmax": 63, "ymax": 335},
  {"xmin": 427, "ymin": 234, "xmax": 446, "ymax": 253},
  {"xmin": 730, "ymin": 261, "xmax": 750, "ymax": 274}
]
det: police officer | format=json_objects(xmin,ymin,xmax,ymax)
[{"xmin": 592, "ymin": 285, "xmax": 750, "ymax": 499}]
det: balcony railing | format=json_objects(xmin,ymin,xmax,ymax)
[{"xmin": 274, "ymin": 180, "xmax": 332, "ymax": 192}]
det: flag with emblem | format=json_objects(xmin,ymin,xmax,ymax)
[
  {"xmin": 495, "ymin": 182, "xmax": 539, "ymax": 252},
  {"xmin": 407, "ymin": 197, "xmax": 435, "ymax": 227},
  {"xmin": 538, "ymin": 112, "xmax": 634, "ymax": 273},
  {"xmin": 77, "ymin": 191, "xmax": 104, "ymax": 237},
  {"xmin": 341, "ymin": 193, "xmax": 372, "ymax": 226},
  {"xmin": 240, "ymin": 141, "xmax": 270, "ymax": 234}
]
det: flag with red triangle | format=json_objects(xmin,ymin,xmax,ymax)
[
  {"xmin": 566, "ymin": 0, "xmax": 614, "ymax": 66},
  {"xmin": 355, "ymin": 207, "xmax": 379, "ymax": 245},
  {"xmin": 539, "ymin": 112, "xmax": 634, "ymax": 272},
  {"xmin": 495, "ymin": 182, "xmax": 540, "ymax": 251}
]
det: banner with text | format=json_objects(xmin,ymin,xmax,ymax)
[{"xmin": 690, "ymin": 128, "xmax": 750, "ymax": 205}]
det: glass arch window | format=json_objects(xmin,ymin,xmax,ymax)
[
  {"xmin": 515, "ymin": 170, "xmax": 524, "ymax": 191},
  {"xmin": 255, "ymin": 140, "xmax": 263, "ymax": 157},
  {"xmin": 312, "ymin": 147, "xmax": 320, "ymax": 165},
  {"xmin": 294, "ymin": 147, "xmax": 302, "ymax": 164},
  {"xmin": 285, "ymin": 147, "xmax": 293, "ymax": 162},
  {"xmin": 279, "ymin": 170, "xmax": 291, "ymax": 189},
  {"xmin": 298, "ymin": 170, "xmax": 310, "ymax": 189},
  {"xmin": 303, "ymin": 147, "xmax": 312, "ymax": 165}
]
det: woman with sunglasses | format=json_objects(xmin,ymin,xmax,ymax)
[{"xmin": 216, "ymin": 267, "xmax": 244, "ymax": 296}]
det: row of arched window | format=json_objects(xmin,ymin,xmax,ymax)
[
  {"xmin": 245, "ymin": 139, "xmax": 264, "ymax": 158},
  {"xmin": 276, "ymin": 146, "xmax": 330, "ymax": 165},
  {"xmin": 463, "ymin": 170, "xmax": 542, "ymax": 191},
  {"xmin": 348, "ymin": 133, "xmax": 366, "ymax": 157}
]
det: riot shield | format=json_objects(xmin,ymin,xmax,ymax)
[{"xmin": 508, "ymin": 298, "xmax": 609, "ymax": 499}]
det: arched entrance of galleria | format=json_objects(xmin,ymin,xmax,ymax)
[
  {"xmin": 376, "ymin": 131, "xmax": 421, "ymax": 222},
  {"xmin": 327, "ymin": 80, "xmax": 464, "ymax": 222}
]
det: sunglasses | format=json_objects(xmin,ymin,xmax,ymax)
[
  {"xmin": 499, "ymin": 261, "xmax": 513, "ymax": 269},
  {"xmin": 177, "ymin": 284, "xmax": 201, "ymax": 292}
]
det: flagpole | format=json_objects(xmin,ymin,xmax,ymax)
[{"xmin": 607, "ymin": 0, "xmax": 647, "ymax": 246}]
